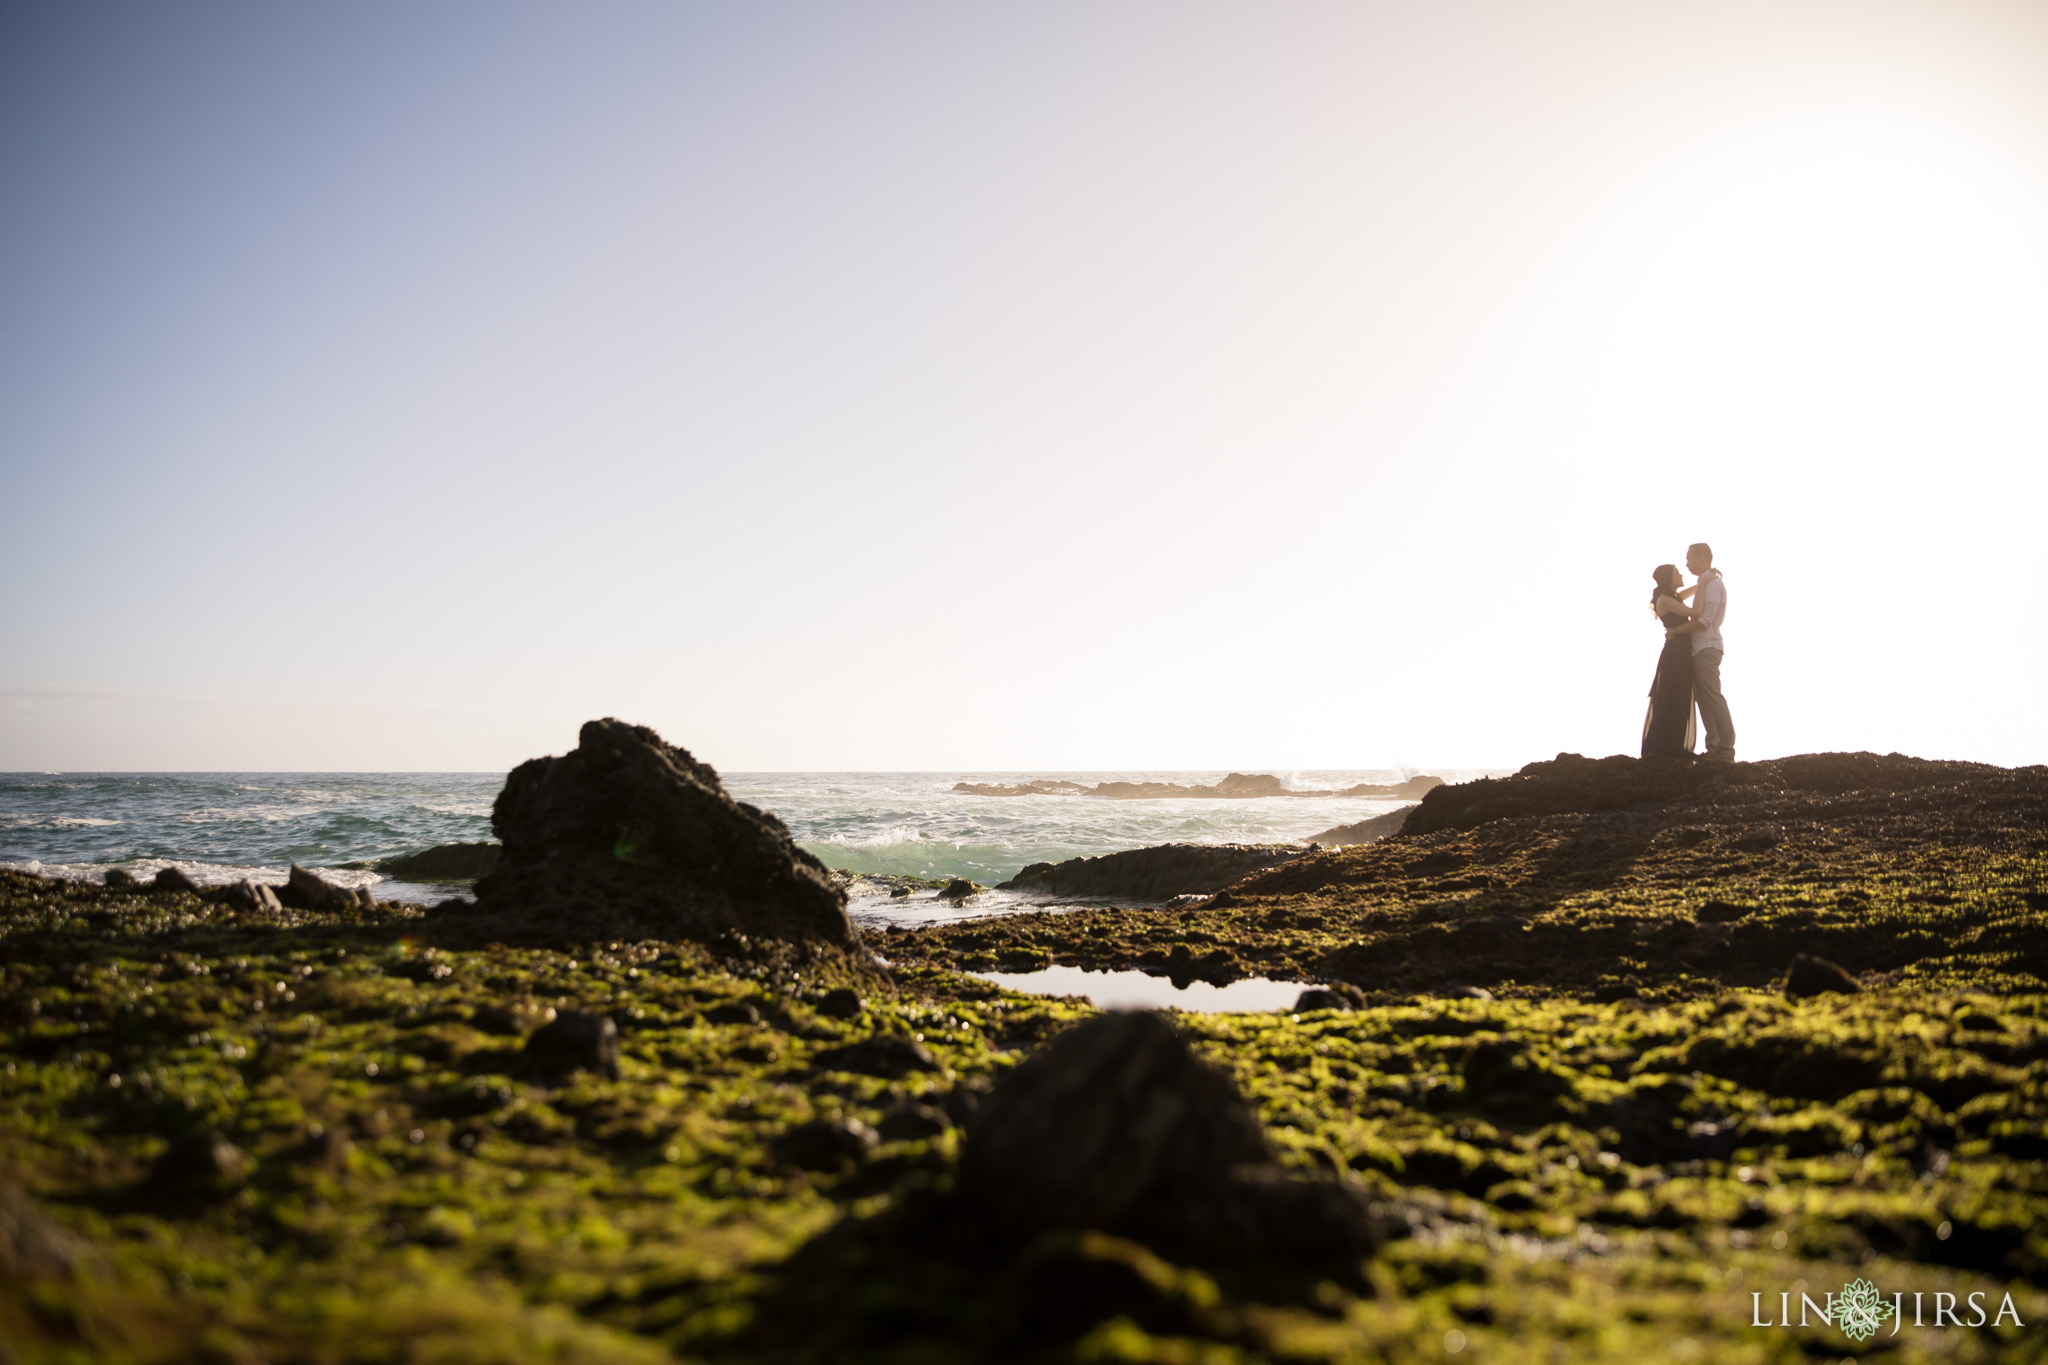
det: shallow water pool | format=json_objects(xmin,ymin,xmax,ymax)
[{"xmin": 971, "ymin": 964, "xmax": 1308, "ymax": 1013}]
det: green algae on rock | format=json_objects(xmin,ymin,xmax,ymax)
[{"xmin": 5, "ymin": 749, "xmax": 2048, "ymax": 1363}]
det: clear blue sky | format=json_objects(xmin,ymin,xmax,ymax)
[{"xmin": 5, "ymin": 2, "xmax": 2046, "ymax": 771}]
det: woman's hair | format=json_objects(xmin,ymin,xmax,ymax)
[{"xmin": 1650, "ymin": 564, "xmax": 1681, "ymax": 612}]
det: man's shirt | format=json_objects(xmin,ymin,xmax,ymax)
[{"xmin": 1692, "ymin": 571, "xmax": 1726, "ymax": 656}]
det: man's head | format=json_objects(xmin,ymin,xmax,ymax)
[{"xmin": 1686, "ymin": 542, "xmax": 1714, "ymax": 576}]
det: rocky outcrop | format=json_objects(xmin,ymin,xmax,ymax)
[
  {"xmin": 468, "ymin": 719, "xmax": 853, "ymax": 947},
  {"xmin": 1305, "ymin": 804, "xmax": 1417, "ymax": 847},
  {"xmin": 955, "ymin": 773, "xmax": 1444, "ymax": 800},
  {"xmin": 377, "ymin": 842, "xmax": 502, "ymax": 880},
  {"xmin": 1403, "ymin": 751, "xmax": 2017, "ymax": 837},
  {"xmin": 999, "ymin": 842, "xmax": 1305, "ymax": 900},
  {"xmin": 960, "ymin": 1012, "xmax": 1379, "ymax": 1275}
]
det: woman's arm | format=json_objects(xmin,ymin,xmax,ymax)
[
  {"xmin": 1674, "ymin": 583, "xmax": 1698, "ymax": 601},
  {"xmin": 1656, "ymin": 593, "xmax": 1701, "ymax": 619}
]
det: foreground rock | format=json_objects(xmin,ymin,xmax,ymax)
[
  {"xmin": 376, "ymin": 842, "xmax": 502, "ymax": 880},
  {"xmin": 961, "ymin": 1012, "xmax": 1378, "ymax": 1274},
  {"xmin": 1305, "ymin": 803, "xmax": 1417, "ymax": 847},
  {"xmin": 999, "ymin": 842, "xmax": 1306, "ymax": 900},
  {"xmin": 957, "ymin": 773, "xmax": 1443, "ymax": 800},
  {"xmin": 469, "ymin": 718, "xmax": 853, "ymax": 946}
]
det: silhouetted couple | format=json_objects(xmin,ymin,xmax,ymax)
[{"xmin": 1642, "ymin": 542, "xmax": 1736, "ymax": 763}]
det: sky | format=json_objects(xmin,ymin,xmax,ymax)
[{"xmin": 3, "ymin": 0, "xmax": 2046, "ymax": 774}]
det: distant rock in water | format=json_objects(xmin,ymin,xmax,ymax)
[
  {"xmin": 469, "ymin": 718, "xmax": 853, "ymax": 947},
  {"xmin": 955, "ymin": 773, "xmax": 1444, "ymax": 800},
  {"xmin": 1403, "ymin": 751, "xmax": 2017, "ymax": 837},
  {"xmin": 999, "ymin": 842, "xmax": 1305, "ymax": 900},
  {"xmin": 1306, "ymin": 804, "xmax": 1417, "ymax": 847},
  {"xmin": 376, "ymin": 842, "xmax": 502, "ymax": 881}
]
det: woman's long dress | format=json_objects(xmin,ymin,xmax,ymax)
[{"xmin": 1641, "ymin": 606, "xmax": 1698, "ymax": 759}]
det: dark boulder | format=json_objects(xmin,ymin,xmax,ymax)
[
  {"xmin": 103, "ymin": 868, "xmax": 136, "ymax": 889},
  {"xmin": 938, "ymin": 878, "xmax": 980, "ymax": 900},
  {"xmin": 999, "ymin": 843, "xmax": 1305, "ymax": 900},
  {"xmin": 773, "ymin": 1117, "xmax": 878, "ymax": 1171},
  {"xmin": 1784, "ymin": 954, "xmax": 1861, "ymax": 998},
  {"xmin": 519, "ymin": 1011, "xmax": 621, "ymax": 1085},
  {"xmin": 149, "ymin": 866, "xmax": 202, "ymax": 895},
  {"xmin": 959, "ymin": 1012, "xmax": 1378, "ymax": 1276},
  {"xmin": 1305, "ymin": 805, "xmax": 1416, "ymax": 848},
  {"xmin": 376, "ymin": 842, "xmax": 503, "ymax": 880},
  {"xmin": 470, "ymin": 719, "xmax": 853, "ymax": 946}
]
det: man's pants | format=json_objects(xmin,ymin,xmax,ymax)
[{"xmin": 1692, "ymin": 648, "xmax": 1735, "ymax": 758}]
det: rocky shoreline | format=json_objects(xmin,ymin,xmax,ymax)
[{"xmin": 4, "ymin": 735, "xmax": 2045, "ymax": 1363}]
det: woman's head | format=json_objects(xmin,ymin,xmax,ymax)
[{"xmin": 1651, "ymin": 564, "xmax": 1681, "ymax": 608}]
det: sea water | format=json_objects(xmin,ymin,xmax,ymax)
[{"xmin": 0, "ymin": 768, "xmax": 1504, "ymax": 922}]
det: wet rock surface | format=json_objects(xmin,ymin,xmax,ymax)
[
  {"xmin": 467, "ymin": 718, "xmax": 853, "ymax": 947},
  {"xmin": 998, "ymin": 841, "xmax": 1306, "ymax": 900}
]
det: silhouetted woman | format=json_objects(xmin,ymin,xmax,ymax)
[{"xmin": 1641, "ymin": 563, "xmax": 1698, "ymax": 759}]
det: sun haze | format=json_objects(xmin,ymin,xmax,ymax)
[{"xmin": 3, "ymin": 1, "xmax": 2045, "ymax": 772}]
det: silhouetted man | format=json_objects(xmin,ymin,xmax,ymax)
[{"xmin": 1684, "ymin": 542, "xmax": 1734, "ymax": 763}]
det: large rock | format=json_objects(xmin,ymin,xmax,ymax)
[
  {"xmin": 999, "ymin": 842, "xmax": 1304, "ymax": 900},
  {"xmin": 471, "ymin": 719, "xmax": 853, "ymax": 946},
  {"xmin": 960, "ymin": 1012, "xmax": 1378, "ymax": 1273}
]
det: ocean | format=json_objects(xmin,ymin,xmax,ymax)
[{"xmin": 0, "ymin": 768, "xmax": 1506, "ymax": 926}]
